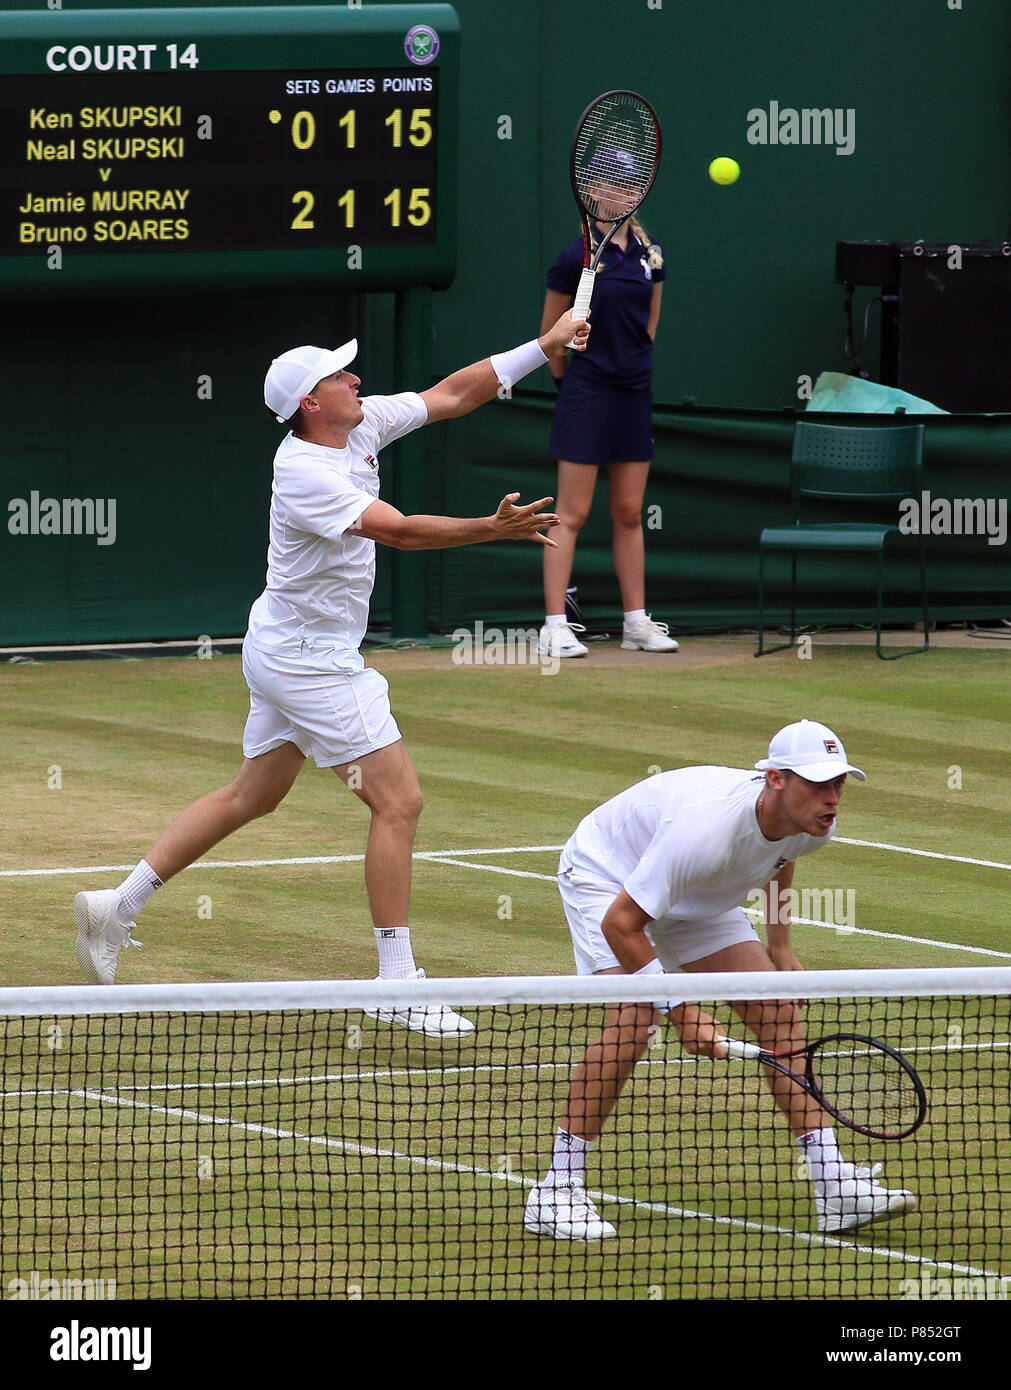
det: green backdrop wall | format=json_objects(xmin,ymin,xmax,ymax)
[
  {"xmin": 427, "ymin": 399, "xmax": 1011, "ymax": 633},
  {"xmin": 2, "ymin": 0, "xmax": 1009, "ymax": 645}
]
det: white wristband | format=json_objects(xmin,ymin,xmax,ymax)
[
  {"xmin": 633, "ymin": 959, "xmax": 683, "ymax": 1016},
  {"xmin": 489, "ymin": 339, "xmax": 548, "ymax": 390}
]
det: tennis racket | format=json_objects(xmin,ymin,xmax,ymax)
[
  {"xmin": 565, "ymin": 89, "xmax": 662, "ymax": 347},
  {"xmin": 718, "ymin": 1032, "xmax": 928, "ymax": 1140}
]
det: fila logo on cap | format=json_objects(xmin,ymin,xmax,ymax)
[{"xmin": 754, "ymin": 719, "xmax": 867, "ymax": 782}]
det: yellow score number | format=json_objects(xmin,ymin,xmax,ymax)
[
  {"xmin": 289, "ymin": 188, "xmax": 431, "ymax": 231},
  {"xmin": 282, "ymin": 109, "xmax": 430, "ymax": 150},
  {"xmin": 383, "ymin": 188, "xmax": 432, "ymax": 227},
  {"xmin": 384, "ymin": 108, "xmax": 433, "ymax": 147},
  {"xmin": 291, "ymin": 190, "xmax": 314, "ymax": 229}
]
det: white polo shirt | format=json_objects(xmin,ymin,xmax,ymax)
[
  {"xmin": 562, "ymin": 766, "xmax": 833, "ymax": 925},
  {"xmin": 246, "ymin": 392, "xmax": 428, "ymax": 668}
]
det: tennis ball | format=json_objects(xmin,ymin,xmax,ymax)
[{"xmin": 709, "ymin": 157, "xmax": 740, "ymax": 186}]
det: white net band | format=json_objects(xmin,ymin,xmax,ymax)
[{"xmin": 2, "ymin": 965, "xmax": 1010, "ymax": 1017}]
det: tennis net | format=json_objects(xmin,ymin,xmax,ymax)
[{"xmin": 1, "ymin": 967, "xmax": 1008, "ymax": 1300}]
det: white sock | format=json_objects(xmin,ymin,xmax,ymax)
[
  {"xmin": 798, "ymin": 1127, "xmax": 856, "ymax": 1191},
  {"xmin": 544, "ymin": 613, "xmax": 568, "ymax": 628},
  {"xmin": 115, "ymin": 860, "xmax": 163, "ymax": 926},
  {"xmin": 375, "ymin": 927, "xmax": 417, "ymax": 979},
  {"xmin": 543, "ymin": 1128, "xmax": 591, "ymax": 1187},
  {"xmin": 623, "ymin": 609, "xmax": 646, "ymax": 626}
]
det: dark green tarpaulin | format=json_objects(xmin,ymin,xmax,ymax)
[
  {"xmin": 2, "ymin": 383, "xmax": 1008, "ymax": 647},
  {"xmin": 424, "ymin": 395, "xmax": 1011, "ymax": 634}
]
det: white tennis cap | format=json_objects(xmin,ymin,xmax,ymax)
[
  {"xmin": 264, "ymin": 340, "xmax": 358, "ymax": 423},
  {"xmin": 755, "ymin": 719, "xmax": 866, "ymax": 783}
]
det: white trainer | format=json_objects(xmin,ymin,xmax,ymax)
[
  {"xmin": 524, "ymin": 1183, "xmax": 617, "ymax": 1240},
  {"xmin": 815, "ymin": 1175, "xmax": 916, "ymax": 1233},
  {"xmin": 537, "ymin": 622, "xmax": 589, "ymax": 659},
  {"xmin": 362, "ymin": 967, "xmax": 475, "ymax": 1039},
  {"xmin": 74, "ymin": 889, "xmax": 143, "ymax": 985},
  {"xmin": 620, "ymin": 615, "xmax": 679, "ymax": 652}
]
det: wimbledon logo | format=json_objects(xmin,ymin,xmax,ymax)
[{"xmin": 405, "ymin": 25, "xmax": 439, "ymax": 65}]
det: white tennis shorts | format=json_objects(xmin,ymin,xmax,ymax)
[
  {"xmin": 557, "ymin": 862, "xmax": 759, "ymax": 976},
  {"xmin": 241, "ymin": 638, "xmax": 402, "ymax": 768}
]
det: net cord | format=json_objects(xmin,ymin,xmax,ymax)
[{"xmin": 1, "ymin": 965, "xmax": 1009, "ymax": 1017}]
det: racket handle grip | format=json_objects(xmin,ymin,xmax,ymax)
[
  {"xmin": 566, "ymin": 268, "xmax": 596, "ymax": 348},
  {"xmin": 718, "ymin": 1036, "xmax": 763, "ymax": 1061}
]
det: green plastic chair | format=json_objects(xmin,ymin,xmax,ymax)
[{"xmin": 756, "ymin": 421, "xmax": 929, "ymax": 660}]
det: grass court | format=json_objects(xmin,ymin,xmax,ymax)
[{"xmin": 1, "ymin": 637, "xmax": 1009, "ymax": 1298}]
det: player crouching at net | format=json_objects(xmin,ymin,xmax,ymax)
[
  {"xmin": 524, "ymin": 720, "xmax": 916, "ymax": 1239},
  {"xmin": 73, "ymin": 310, "xmax": 589, "ymax": 1038}
]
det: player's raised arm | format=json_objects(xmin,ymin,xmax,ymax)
[
  {"xmin": 419, "ymin": 311, "xmax": 590, "ymax": 423},
  {"xmin": 354, "ymin": 493, "xmax": 560, "ymax": 550}
]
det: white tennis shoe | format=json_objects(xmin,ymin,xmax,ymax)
[
  {"xmin": 537, "ymin": 622, "xmax": 589, "ymax": 659},
  {"xmin": 815, "ymin": 1174, "xmax": 916, "ymax": 1232},
  {"xmin": 620, "ymin": 615, "xmax": 679, "ymax": 652},
  {"xmin": 74, "ymin": 889, "xmax": 142, "ymax": 985},
  {"xmin": 523, "ymin": 1183, "xmax": 617, "ymax": 1241},
  {"xmin": 362, "ymin": 967, "xmax": 475, "ymax": 1039}
]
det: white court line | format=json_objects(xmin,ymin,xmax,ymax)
[
  {"xmin": 426, "ymin": 846, "xmax": 565, "ymax": 856},
  {"xmin": 833, "ymin": 837, "xmax": 1011, "ymax": 873},
  {"xmin": 739, "ymin": 910, "xmax": 1011, "ymax": 961},
  {"xmin": 421, "ymin": 859, "xmax": 1011, "ymax": 959},
  {"xmin": 4, "ymin": 836, "xmax": 1010, "ymax": 879},
  {"xmin": 4, "ymin": 844, "xmax": 1007, "ymax": 960},
  {"xmin": 69, "ymin": 1085, "xmax": 1006, "ymax": 1284},
  {"xmin": 0, "ymin": 853, "xmax": 371, "ymax": 878},
  {"xmin": 417, "ymin": 855, "xmax": 556, "ymax": 882},
  {"xmin": 427, "ymin": 841, "xmax": 1011, "ymax": 874},
  {"xmin": 6, "ymin": 1037, "xmax": 1007, "ymax": 1100},
  {"xmin": 0, "ymin": 850, "xmax": 548, "ymax": 879}
]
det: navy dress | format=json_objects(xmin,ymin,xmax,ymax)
[{"xmin": 547, "ymin": 229, "xmax": 664, "ymax": 466}]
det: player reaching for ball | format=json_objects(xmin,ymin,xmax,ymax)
[
  {"xmin": 73, "ymin": 310, "xmax": 589, "ymax": 1038},
  {"xmin": 523, "ymin": 720, "xmax": 916, "ymax": 1239}
]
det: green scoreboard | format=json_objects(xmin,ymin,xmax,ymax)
[{"xmin": 0, "ymin": 4, "xmax": 460, "ymax": 296}]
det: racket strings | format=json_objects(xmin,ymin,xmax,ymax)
[
  {"xmin": 808, "ymin": 1039, "xmax": 924, "ymax": 1137},
  {"xmin": 572, "ymin": 94, "xmax": 659, "ymax": 223}
]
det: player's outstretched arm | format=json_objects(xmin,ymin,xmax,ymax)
[
  {"xmin": 419, "ymin": 310, "xmax": 590, "ymax": 423},
  {"xmin": 355, "ymin": 493, "xmax": 560, "ymax": 550}
]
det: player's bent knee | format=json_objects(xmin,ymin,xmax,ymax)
[
  {"xmin": 396, "ymin": 783, "xmax": 423, "ymax": 822},
  {"xmin": 745, "ymin": 998, "xmax": 802, "ymax": 1041},
  {"xmin": 604, "ymin": 1005, "xmax": 656, "ymax": 1056},
  {"xmin": 770, "ymin": 998, "xmax": 802, "ymax": 1028},
  {"xmin": 373, "ymin": 784, "xmax": 423, "ymax": 824},
  {"xmin": 246, "ymin": 791, "xmax": 286, "ymax": 819},
  {"xmin": 231, "ymin": 779, "xmax": 288, "ymax": 820}
]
